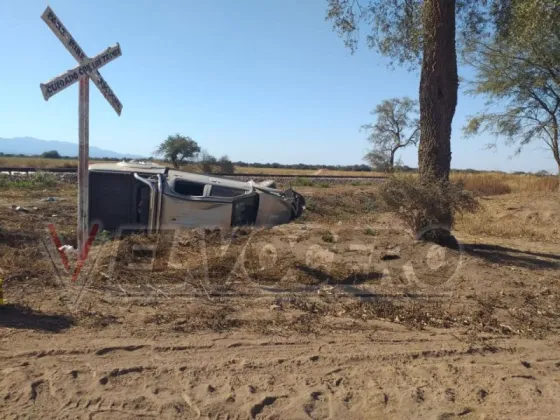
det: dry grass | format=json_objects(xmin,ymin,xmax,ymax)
[
  {"xmin": 506, "ymin": 174, "xmax": 559, "ymax": 193},
  {"xmin": 451, "ymin": 172, "xmax": 559, "ymax": 194},
  {"xmin": 234, "ymin": 166, "xmax": 386, "ymax": 177},
  {"xmin": 455, "ymin": 191, "xmax": 560, "ymax": 243},
  {"xmin": 0, "ymin": 157, "xmax": 80, "ymax": 168},
  {"xmin": 453, "ymin": 173, "xmax": 512, "ymax": 196},
  {"xmin": 0, "ymin": 156, "xmax": 120, "ymax": 169}
]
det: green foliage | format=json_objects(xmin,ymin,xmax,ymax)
[
  {"xmin": 325, "ymin": 0, "xmax": 502, "ymax": 66},
  {"xmin": 155, "ymin": 134, "xmax": 201, "ymax": 168},
  {"xmin": 41, "ymin": 150, "xmax": 61, "ymax": 159},
  {"xmin": 379, "ymin": 175, "xmax": 479, "ymax": 241},
  {"xmin": 199, "ymin": 150, "xmax": 217, "ymax": 173},
  {"xmin": 0, "ymin": 172, "xmax": 58, "ymax": 190},
  {"xmin": 217, "ymin": 155, "xmax": 235, "ymax": 174},
  {"xmin": 321, "ymin": 231, "xmax": 335, "ymax": 243},
  {"xmin": 463, "ymin": 0, "xmax": 560, "ymax": 172},
  {"xmin": 364, "ymin": 226, "xmax": 377, "ymax": 236},
  {"xmin": 290, "ymin": 177, "xmax": 315, "ymax": 187}
]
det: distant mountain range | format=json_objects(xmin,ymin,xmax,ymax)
[{"xmin": 0, "ymin": 137, "xmax": 144, "ymax": 159}]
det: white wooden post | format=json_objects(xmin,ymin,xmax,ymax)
[
  {"xmin": 39, "ymin": 6, "xmax": 122, "ymax": 253},
  {"xmin": 78, "ymin": 77, "xmax": 90, "ymax": 254}
]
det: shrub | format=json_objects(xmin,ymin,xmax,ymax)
[
  {"xmin": 379, "ymin": 175, "xmax": 479, "ymax": 241},
  {"xmin": 217, "ymin": 156, "xmax": 235, "ymax": 174},
  {"xmin": 0, "ymin": 172, "xmax": 58, "ymax": 190},
  {"xmin": 41, "ymin": 150, "xmax": 61, "ymax": 159},
  {"xmin": 321, "ymin": 231, "xmax": 335, "ymax": 243},
  {"xmin": 364, "ymin": 226, "xmax": 377, "ymax": 236},
  {"xmin": 291, "ymin": 177, "xmax": 314, "ymax": 187}
]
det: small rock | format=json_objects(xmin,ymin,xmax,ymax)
[
  {"xmin": 41, "ymin": 197, "xmax": 58, "ymax": 202},
  {"xmin": 12, "ymin": 205, "xmax": 30, "ymax": 213},
  {"xmin": 521, "ymin": 361, "xmax": 532, "ymax": 368}
]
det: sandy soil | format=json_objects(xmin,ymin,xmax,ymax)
[{"xmin": 1, "ymin": 183, "xmax": 560, "ymax": 419}]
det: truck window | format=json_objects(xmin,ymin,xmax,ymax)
[
  {"xmin": 210, "ymin": 185, "xmax": 246, "ymax": 198},
  {"xmin": 173, "ymin": 180, "xmax": 205, "ymax": 196}
]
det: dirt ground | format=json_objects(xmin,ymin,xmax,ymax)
[{"xmin": 1, "ymin": 181, "xmax": 559, "ymax": 419}]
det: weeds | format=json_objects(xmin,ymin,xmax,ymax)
[
  {"xmin": 290, "ymin": 177, "xmax": 315, "ymax": 187},
  {"xmin": 364, "ymin": 226, "xmax": 377, "ymax": 236},
  {"xmin": 321, "ymin": 231, "xmax": 335, "ymax": 243},
  {"xmin": 380, "ymin": 175, "xmax": 479, "ymax": 240},
  {"xmin": 0, "ymin": 172, "xmax": 58, "ymax": 190}
]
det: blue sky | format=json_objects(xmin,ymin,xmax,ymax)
[{"xmin": 0, "ymin": 0, "xmax": 557, "ymax": 172}]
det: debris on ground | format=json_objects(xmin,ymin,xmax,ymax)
[{"xmin": 11, "ymin": 205, "xmax": 30, "ymax": 213}]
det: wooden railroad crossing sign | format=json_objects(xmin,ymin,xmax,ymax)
[{"xmin": 40, "ymin": 6, "xmax": 123, "ymax": 253}]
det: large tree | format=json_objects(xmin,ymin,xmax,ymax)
[
  {"xmin": 326, "ymin": 0, "xmax": 506, "ymax": 182},
  {"xmin": 464, "ymin": 0, "xmax": 560, "ymax": 177},
  {"xmin": 362, "ymin": 97, "xmax": 419, "ymax": 171},
  {"xmin": 155, "ymin": 134, "xmax": 201, "ymax": 168}
]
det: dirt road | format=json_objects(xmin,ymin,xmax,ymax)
[{"xmin": 2, "ymin": 315, "xmax": 560, "ymax": 419}]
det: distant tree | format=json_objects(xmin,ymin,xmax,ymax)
[
  {"xmin": 217, "ymin": 155, "xmax": 235, "ymax": 174},
  {"xmin": 362, "ymin": 97, "xmax": 419, "ymax": 172},
  {"xmin": 535, "ymin": 170, "xmax": 551, "ymax": 177},
  {"xmin": 199, "ymin": 149, "xmax": 217, "ymax": 173},
  {"xmin": 464, "ymin": 0, "xmax": 560, "ymax": 178},
  {"xmin": 41, "ymin": 150, "xmax": 61, "ymax": 159},
  {"xmin": 155, "ymin": 134, "xmax": 200, "ymax": 169},
  {"xmin": 364, "ymin": 150, "xmax": 391, "ymax": 172}
]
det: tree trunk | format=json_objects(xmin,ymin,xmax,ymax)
[
  {"xmin": 552, "ymin": 119, "xmax": 560, "ymax": 192},
  {"xmin": 418, "ymin": 0, "xmax": 458, "ymax": 183},
  {"xmin": 390, "ymin": 149, "xmax": 396, "ymax": 172}
]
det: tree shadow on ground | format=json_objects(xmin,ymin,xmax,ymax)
[
  {"xmin": 289, "ymin": 264, "xmax": 447, "ymax": 299},
  {"xmin": 462, "ymin": 243, "xmax": 560, "ymax": 270},
  {"xmin": 296, "ymin": 264, "xmax": 382, "ymax": 286},
  {"xmin": 0, "ymin": 304, "xmax": 74, "ymax": 332}
]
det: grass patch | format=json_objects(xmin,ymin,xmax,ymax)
[
  {"xmin": 321, "ymin": 231, "xmax": 335, "ymax": 243},
  {"xmin": 290, "ymin": 177, "xmax": 315, "ymax": 187},
  {"xmin": 0, "ymin": 172, "xmax": 58, "ymax": 190},
  {"xmin": 364, "ymin": 226, "xmax": 377, "ymax": 236},
  {"xmin": 457, "ymin": 174, "xmax": 512, "ymax": 196}
]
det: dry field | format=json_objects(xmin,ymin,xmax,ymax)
[
  {"xmin": 0, "ymin": 174, "xmax": 559, "ymax": 419},
  {"xmin": 0, "ymin": 156, "xmax": 81, "ymax": 169},
  {"xmin": 0, "ymin": 156, "xmax": 387, "ymax": 177}
]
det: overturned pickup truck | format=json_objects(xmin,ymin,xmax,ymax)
[{"xmin": 88, "ymin": 161, "xmax": 305, "ymax": 232}]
